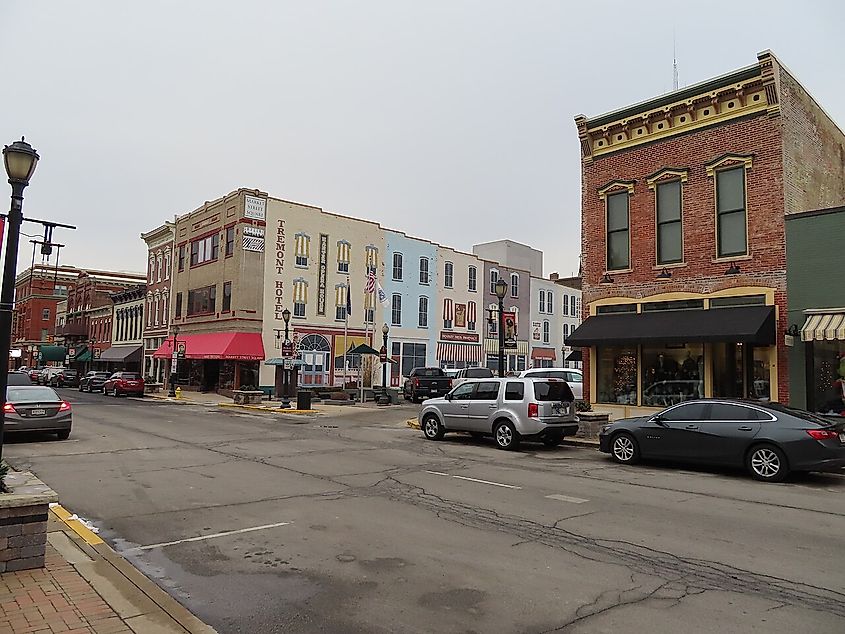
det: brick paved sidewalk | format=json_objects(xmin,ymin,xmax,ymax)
[{"xmin": 0, "ymin": 544, "xmax": 129, "ymax": 634}]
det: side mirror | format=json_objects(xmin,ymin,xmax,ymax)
[
  {"xmin": 445, "ymin": 392, "xmax": 453, "ymax": 401},
  {"xmin": 652, "ymin": 414, "xmax": 666, "ymax": 426}
]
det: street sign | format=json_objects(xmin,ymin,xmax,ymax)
[
  {"xmin": 69, "ymin": 347, "xmax": 76, "ymax": 358},
  {"xmin": 504, "ymin": 337, "xmax": 517, "ymax": 349},
  {"xmin": 93, "ymin": 348, "xmax": 101, "ymax": 359},
  {"xmin": 379, "ymin": 345, "xmax": 388, "ymax": 362},
  {"xmin": 283, "ymin": 358, "xmax": 294, "ymax": 370},
  {"xmin": 281, "ymin": 339, "xmax": 294, "ymax": 358},
  {"xmin": 37, "ymin": 351, "xmax": 43, "ymax": 360},
  {"xmin": 176, "ymin": 341, "xmax": 186, "ymax": 359}
]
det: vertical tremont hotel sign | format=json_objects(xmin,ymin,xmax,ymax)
[
  {"xmin": 274, "ymin": 219, "xmax": 286, "ymax": 321},
  {"xmin": 317, "ymin": 234, "xmax": 329, "ymax": 316}
]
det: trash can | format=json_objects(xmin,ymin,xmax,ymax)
[{"xmin": 296, "ymin": 391, "xmax": 312, "ymax": 410}]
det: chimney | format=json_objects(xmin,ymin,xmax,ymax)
[{"xmin": 549, "ymin": 272, "xmax": 559, "ymax": 281}]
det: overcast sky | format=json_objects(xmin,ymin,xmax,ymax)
[{"xmin": 2, "ymin": 1, "xmax": 843, "ymax": 278}]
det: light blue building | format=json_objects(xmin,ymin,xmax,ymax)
[{"xmin": 382, "ymin": 230, "xmax": 438, "ymax": 385}]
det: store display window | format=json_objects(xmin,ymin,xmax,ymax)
[
  {"xmin": 812, "ymin": 341, "xmax": 845, "ymax": 417},
  {"xmin": 641, "ymin": 344, "xmax": 704, "ymax": 407},
  {"xmin": 596, "ymin": 346, "xmax": 637, "ymax": 404}
]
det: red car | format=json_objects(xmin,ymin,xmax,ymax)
[{"xmin": 102, "ymin": 372, "xmax": 145, "ymax": 397}]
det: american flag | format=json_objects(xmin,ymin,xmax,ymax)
[{"xmin": 364, "ymin": 267, "xmax": 376, "ymax": 294}]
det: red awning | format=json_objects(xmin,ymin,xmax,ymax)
[
  {"xmin": 153, "ymin": 332, "xmax": 265, "ymax": 361},
  {"xmin": 530, "ymin": 347, "xmax": 556, "ymax": 360}
]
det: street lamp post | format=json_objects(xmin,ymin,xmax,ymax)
[
  {"xmin": 0, "ymin": 138, "xmax": 39, "ymax": 463},
  {"xmin": 280, "ymin": 308, "xmax": 292, "ymax": 409},
  {"xmin": 89, "ymin": 338, "xmax": 97, "ymax": 373},
  {"xmin": 379, "ymin": 323, "xmax": 390, "ymax": 405},
  {"xmin": 494, "ymin": 278, "xmax": 508, "ymax": 378},
  {"xmin": 167, "ymin": 325, "xmax": 180, "ymax": 397}
]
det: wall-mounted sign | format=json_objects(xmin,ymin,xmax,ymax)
[
  {"xmin": 176, "ymin": 341, "xmax": 187, "ymax": 359},
  {"xmin": 454, "ymin": 304, "xmax": 466, "ymax": 328},
  {"xmin": 317, "ymin": 234, "xmax": 328, "ymax": 316},
  {"xmin": 440, "ymin": 331, "xmax": 479, "ymax": 343},
  {"xmin": 532, "ymin": 321, "xmax": 541, "ymax": 341},
  {"xmin": 244, "ymin": 195, "xmax": 266, "ymax": 221},
  {"xmin": 242, "ymin": 226, "xmax": 265, "ymax": 252},
  {"xmin": 94, "ymin": 348, "xmax": 101, "ymax": 359}
]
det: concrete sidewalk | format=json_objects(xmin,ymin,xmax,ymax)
[{"xmin": 0, "ymin": 507, "xmax": 214, "ymax": 634}]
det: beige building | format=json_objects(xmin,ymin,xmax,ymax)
[
  {"xmin": 433, "ymin": 245, "xmax": 484, "ymax": 368},
  {"xmin": 154, "ymin": 189, "xmax": 267, "ymax": 393},
  {"xmin": 260, "ymin": 198, "xmax": 385, "ymax": 389}
]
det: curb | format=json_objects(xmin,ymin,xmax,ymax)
[
  {"xmin": 218, "ymin": 402, "xmax": 319, "ymax": 415},
  {"xmin": 51, "ymin": 503, "xmax": 104, "ymax": 546}
]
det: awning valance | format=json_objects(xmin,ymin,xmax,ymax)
[
  {"xmin": 801, "ymin": 311, "xmax": 845, "ymax": 342},
  {"xmin": 99, "ymin": 345, "xmax": 143, "ymax": 363},
  {"xmin": 436, "ymin": 342, "xmax": 483, "ymax": 362},
  {"xmin": 153, "ymin": 332, "xmax": 265, "ymax": 360},
  {"xmin": 565, "ymin": 349, "xmax": 583, "ymax": 363},
  {"xmin": 484, "ymin": 339, "xmax": 530, "ymax": 355},
  {"xmin": 531, "ymin": 347, "xmax": 556, "ymax": 360},
  {"xmin": 567, "ymin": 306, "xmax": 776, "ymax": 347},
  {"xmin": 40, "ymin": 346, "xmax": 67, "ymax": 362}
]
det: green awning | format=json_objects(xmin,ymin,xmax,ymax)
[
  {"xmin": 40, "ymin": 345, "xmax": 67, "ymax": 362},
  {"xmin": 75, "ymin": 350, "xmax": 92, "ymax": 362}
]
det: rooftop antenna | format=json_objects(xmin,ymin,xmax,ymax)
[{"xmin": 672, "ymin": 30, "xmax": 679, "ymax": 90}]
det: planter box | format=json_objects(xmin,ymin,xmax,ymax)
[
  {"xmin": 144, "ymin": 383, "xmax": 163, "ymax": 394},
  {"xmin": 576, "ymin": 412, "xmax": 610, "ymax": 440},
  {"xmin": 233, "ymin": 390, "xmax": 264, "ymax": 405},
  {"xmin": 1, "ymin": 471, "xmax": 58, "ymax": 572}
]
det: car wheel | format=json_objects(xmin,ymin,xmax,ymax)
[
  {"xmin": 542, "ymin": 433, "xmax": 563, "ymax": 447},
  {"xmin": 422, "ymin": 414, "xmax": 445, "ymax": 440},
  {"xmin": 78, "ymin": 384, "xmax": 84, "ymax": 392},
  {"xmin": 112, "ymin": 388, "xmax": 120, "ymax": 397},
  {"xmin": 746, "ymin": 444, "xmax": 789, "ymax": 482},
  {"xmin": 56, "ymin": 430, "xmax": 70, "ymax": 440},
  {"xmin": 610, "ymin": 432, "xmax": 640, "ymax": 464},
  {"xmin": 403, "ymin": 390, "xmax": 411, "ymax": 401},
  {"xmin": 493, "ymin": 420, "xmax": 520, "ymax": 451}
]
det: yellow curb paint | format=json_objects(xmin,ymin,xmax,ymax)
[
  {"xmin": 50, "ymin": 505, "xmax": 104, "ymax": 546},
  {"xmin": 217, "ymin": 403, "xmax": 318, "ymax": 415},
  {"xmin": 407, "ymin": 418, "xmax": 420, "ymax": 429}
]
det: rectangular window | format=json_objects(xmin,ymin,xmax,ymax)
[
  {"xmin": 490, "ymin": 269, "xmax": 498, "ymax": 294},
  {"xmin": 418, "ymin": 296, "xmax": 428, "ymax": 327},
  {"xmin": 401, "ymin": 343, "xmax": 427, "ymax": 379},
  {"xmin": 186, "ymin": 285, "xmax": 216, "ymax": 316},
  {"xmin": 222, "ymin": 281, "xmax": 232, "ymax": 312},
  {"xmin": 294, "ymin": 302, "xmax": 306, "ymax": 318},
  {"xmin": 606, "ymin": 192, "xmax": 630, "ymax": 270},
  {"xmin": 547, "ymin": 291, "xmax": 554, "ymax": 314},
  {"xmin": 596, "ymin": 346, "xmax": 637, "ymax": 404},
  {"xmin": 296, "ymin": 254, "xmax": 308, "ymax": 267},
  {"xmin": 641, "ymin": 344, "xmax": 704, "ymax": 407},
  {"xmin": 225, "ymin": 226, "xmax": 235, "ymax": 257},
  {"xmin": 338, "ymin": 261, "xmax": 349, "ymax": 273},
  {"xmin": 175, "ymin": 293, "xmax": 182, "ymax": 317},
  {"xmin": 364, "ymin": 308, "xmax": 374, "ymax": 324},
  {"xmin": 419, "ymin": 257, "xmax": 429, "ymax": 284},
  {"xmin": 570, "ymin": 295, "xmax": 576, "ymax": 317},
  {"xmin": 656, "ymin": 180, "xmax": 683, "ymax": 264},
  {"xmin": 716, "ymin": 167, "xmax": 748, "ymax": 257},
  {"xmin": 710, "ymin": 295, "xmax": 766, "ymax": 308},
  {"xmin": 444, "ymin": 262, "xmax": 453, "ymax": 288},
  {"xmin": 42, "ymin": 308, "xmax": 50, "ymax": 321},
  {"xmin": 542, "ymin": 321, "xmax": 550, "ymax": 343},
  {"xmin": 190, "ymin": 234, "xmax": 220, "ymax": 267},
  {"xmin": 562, "ymin": 294, "xmax": 569, "ymax": 316},
  {"xmin": 468, "ymin": 266, "xmax": 477, "ymax": 292},
  {"xmin": 595, "ymin": 303, "xmax": 636, "ymax": 315},
  {"xmin": 562, "ymin": 323, "xmax": 569, "ymax": 341},
  {"xmin": 178, "ymin": 245, "xmax": 185, "ymax": 271},
  {"xmin": 538, "ymin": 290, "xmax": 545, "ymax": 314},
  {"xmin": 391, "ymin": 294, "xmax": 402, "ymax": 326},
  {"xmin": 393, "ymin": 253, "xmax": 403, "ymax": 281},
  {"xmin": 510, "ymin": 274, "xmax": 519, "ymax": 298},
  {"xmin": 336, "ymin": 305, "xmax": 347, "ymax": 321}
]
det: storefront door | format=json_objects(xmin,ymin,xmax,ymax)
[{"xmin": 298, "ymin": 334, "xmax": 331, "ymax": 386}]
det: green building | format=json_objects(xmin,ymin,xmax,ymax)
[{"xmin": 786, "ymin": 206, "xmax": 845, "ymax": 415}]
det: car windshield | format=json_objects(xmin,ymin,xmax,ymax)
[
  {"xmin": 465, "ymin": 368, "xmax": 493, "ymax": 378},
  {"xmin": 415, "ymin": 369, "xmax": 444, "ymax": 377},
  {"xmin": 7, "ymin": 387, "xmax": 60, "ymax": 403},
  {"xmin": 533, "ymin": 380, "xmax": 574, "ymax": 402}
]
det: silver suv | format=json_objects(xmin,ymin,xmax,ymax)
[{"xmin": 419, "ymin": 378, "xmax": 577, "ymax": 450}]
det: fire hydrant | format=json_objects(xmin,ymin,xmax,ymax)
[{"xmin": 175, "ymin": 387, "xmax": 183, "ymax": 400}]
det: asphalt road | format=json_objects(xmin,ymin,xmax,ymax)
[{"xmin": 4, "ymin": 390, "xmax": 845, "ymax": 633}]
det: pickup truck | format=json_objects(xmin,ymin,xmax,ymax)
[
  {"xmin": 403, "ymin": 367, "xmax": 453, "ymax": 403},
  {"xmin": 452, "ymin": 367, "xmax": 494, "ymax": 388}
]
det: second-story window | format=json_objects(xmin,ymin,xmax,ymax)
[
  {"xmin": 444, "ymin": 262, "xmax": 453, "ymax": 288},
  {"xmin": 295, "ymin": 233, "xmax": 310, "ymax": 267},
  {"xmin": 178, "ymin": 245, "xmax": 185, "ymax": 271},
  {"xmin": 337, "ymin": 240, "xmax": 350, "ymax": 274},
  {"xmin": 222, "ymin": 281, "xmax": 232, "ymax": 312},
  {"xmin": 391, "ymin": 294, "xmax": 402, "ymax": 326},
  {"xmin": 656, "ymin": 180, "xmax": 683, "ymax": 264},
  {"xmin": 187, "ymin": 285, "xmax": 216, "ymax": 316},
  {"xmin": 490, "ymin": 269, "xmax": 498, "ymax": 294},
  {"xmin": 393, "ymin": 253, "xmax": 403, "ymax": 281},
  {"xmin": 175, "ymin": 292, "xmax": 182, "ymax": 317},
  {"xmin": 418, "ymin": 296, "xmax": 428, "ymax": 328},
  {"xmin": 510, "ymin": 273, "xmax": 519, "ymax": 298},
  {"xmin": 419, "ymin": 257, "xmax": 429, "ymax": 284},
  {"xmin": 156, "ymin": 254, "xmax": 163, "ymax": 281},
  {"xmin": 716, "ymin": 167, "xmax": 748, "ymax": 258},
  {"xmin": 563, "ymin": 293, "xmax": 569, "ymax": 316},
  {"xmin": 190, "ymin": 233, "xmax": 219, "ymax": 267},
  {"xmin": 42, "ymin": 308, "xmax": 50, "ymax": 321},
  {"xmin": 468, "ymin": 265, "xmax": 477, "ymax": 292},
  {"xmin": 225, "ymin": 226, "xmax": 235, "ymax": 257},
  {"xmin": 606, "ymin": 191, "xmax": 630, "ymax": 271}
]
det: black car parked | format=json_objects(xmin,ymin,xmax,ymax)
[
  {"xmin": 50, "ymin": 369, "xmax": 79, "ymax": 388},
  {"xmin": 599, "ymin": 399, "xmax": 845, "ymax": 482},
  {"xmin": 78, "ymin": 371, "xmax": 112, "ymax": 393}
]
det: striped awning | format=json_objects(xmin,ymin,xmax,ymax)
[
  {"xmin": 801, "ymin": 311, "xmax": 845, "ymax": 341},
  {"xmin": 436, "ymin": 342, "xmax": 483, "ymax": 362},
  {"xmin": 484, "ymin": 339, "xmax": 529, "ymax": 355},
  {"xmin": 337, "ymin": 240, "xmax": 350, "ymax": 263},
  {"xmin": 443, "ymin": 298, "xmax": 454, "ymax": 321},
  {"xmin": 293, "ymin": 278, "xmax": 308, "ymax": 303},
  {"xmin": 467, "ymin": 301, "xmax": 477, "ymax": 324},
  {"xmin": 294, "ymin": 233, "xmax": 310, "ymax": 257}
]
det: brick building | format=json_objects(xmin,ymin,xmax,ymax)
[
  {"xmin": 568, "ymin": 50, "xmax": 845, "ymax": 418},
  {"xmin": 140, "ymin": 222, "xmax": 175, "ymax": 382}
]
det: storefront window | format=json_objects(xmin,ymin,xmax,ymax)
[
  {"xmin": 812, "ymin": 341, "xmax": 845, "ymax": 416},
  {"xmin": 641, "ymin": 344, "xmax": 703, "ymax": 407},
  {"xmin": 752, "ymin": 348, "xmax": 771, "ymax": 400},
  {"xmin": 596, "ymin": 347, "xmax": 637, "ymax": 404}
]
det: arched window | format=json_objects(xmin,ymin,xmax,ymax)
[
  {"xmin": 510, "ymin": 273, "xmax": 519, "ymax": 298},
  {"xmin": 543, "ymin": 320, "xmax": 550, "ymax": 343},
  {"xmin": 392, "ymin": 253, "xmax": 403, "ymax": 281}
]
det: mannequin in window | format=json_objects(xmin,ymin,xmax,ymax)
[{"xmin": 682, "ymin": 351, "xmax": 698, "ymax": 379}]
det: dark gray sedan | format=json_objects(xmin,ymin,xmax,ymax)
[
  {"xmin": 598, "ymin": 399, "xmax": 845, "ymax": 482},
  {"xmin": 3, "ymin": 386, "xmax": 72, "ymax": 440}
]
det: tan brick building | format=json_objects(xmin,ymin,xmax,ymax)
[{"xmin": 569, "ymin": 50, "xmax": 845, "ymax": 418}]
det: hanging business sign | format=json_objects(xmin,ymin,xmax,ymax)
[
  {"xmin": 317, "ymin": 234, "xmax": 329, "ymax": 315},
  {"xmin": 532, "ymin": 321, "xmax": 541, "ymax": 341},
  {"xmin": 242, "ymin": 226, "xmax": 265, "ymax": 252},
  {"xmin": 244, "ymin": 195, "xmax": 266, "ymax": 221}
]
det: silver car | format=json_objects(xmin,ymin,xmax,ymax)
[
  {"xmin": 3, "ymin": 386, "xmax": 72, "ymax": 440},
  {"xmin": 518, "ymin": 368, "xmax": 583, "ymax": 400},
  {"xmin": 419, "ymin": 378, "xmax": 577, "ymax": 450}
]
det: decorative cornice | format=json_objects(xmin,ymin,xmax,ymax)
[
  {"xmin": 597, "ymin": 180, "xmax": 636, "ymax": 200},
  {"xmin": 646, "ymin": 168, "xmax": 690, "ymax": 189},
  {"xmin": 704, "ymin": 153, "xmax": 754, "ymax": 177}
]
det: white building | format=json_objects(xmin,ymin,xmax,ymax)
[
  {"xmin": 473, "ymin": 239, "xmax": 543, "ymax": 278},
  {"xmin": 555, "ymin": 275, "xmax": 582, "ymax": 369}
]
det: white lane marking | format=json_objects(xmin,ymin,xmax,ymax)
[
  {"xmin": 127, "ymin": 522, "xmax": 291, "ymax": 552},
  {"xmin": 424, "ymin": 470, "xmax": 450, "ymax": 476},
  {"xmin": 546, "ymin": 494, "xmax": 589, "ymax": 504},
  {"xmin": 452, "ymin": 475, "xmax": 522, "ymax": 489}
]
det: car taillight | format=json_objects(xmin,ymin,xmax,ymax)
[
  {"xmin": 3, "ymin": 403, "xmax": 15, "ymax": 414},
  {"xmin": 59, "ymin": 401, "xmax": 71, "ymax": 412},
  {"xmin": 528, "ymin": 403, "xmax": 539, "ymax": 418},
  {"xmin": 806, "ymin": 429, "xmax": 838, "ymax": 440},
  {"xmin": 413, "ymin": 378, "xmax": 419, "ymax": 387},
  {"xmin": 447, "ymin": 379, "xmax": 453, "ymax": 388}
]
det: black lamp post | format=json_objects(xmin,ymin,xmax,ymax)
[
  {"xmin": 494, "ymin": 278, "xmax": 508, "ymax": 377},
  {"xmin": 89, "ymin": 338, "xmax": 96, "ymax": 373},
  {"xmin": 0, "ymin": 138, "xmax": 39, "ymax": 463},
  {"xmin": 380, "ymin": 323, "xmax": 390, "ymax": 405},
  {"xmin": 167, "ymin": 325, "xmax": 180, "ymax": 397},
  {"xmin": 280, "ymin": 308, "xmax": 292, "ymax": 409}
]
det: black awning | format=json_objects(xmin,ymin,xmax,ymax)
[
  {"xmin": 98, "ymin": 345, "xmax": 143, "ymax": 363},
  {"xmin": 565, "ymin": 349, "xmax": 582, "ymax": 362},
  {"xmin": 566, "ymin": 306, "xmax": 776, "ymax": 347}
]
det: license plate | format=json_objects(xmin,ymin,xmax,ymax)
[
  {"xmin": 553, "ymin": 404, "xmax": 569, "ymax": 415},
  {"xmin": 30, "ymin": 409, "xmax": 46, "ymax": 417}
]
